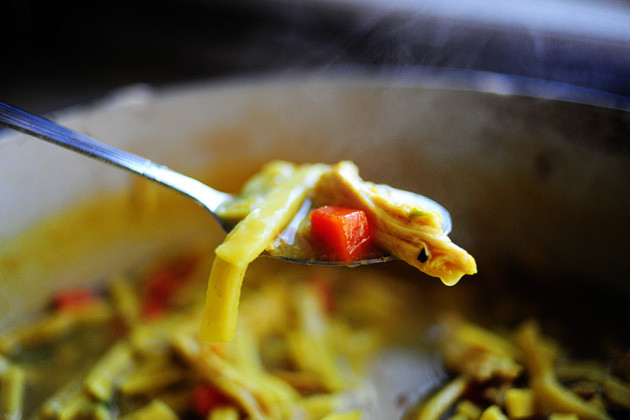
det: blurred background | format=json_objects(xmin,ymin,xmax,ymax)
[{"xmin": 2, "ymin": 0, "xmax": 630, "ymax": 113}]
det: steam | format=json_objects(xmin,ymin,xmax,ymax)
[
  {"xmin": 326, "ymin": 0, "xmax": 630, "ymax": 42},
  {"xmin": 256, "ymin": 0, "xmax": 630, "ymax": 104}
]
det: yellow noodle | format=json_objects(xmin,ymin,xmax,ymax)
[
  {"xmin": 287, "ymin": 286, "xmax": 346, "ymax": 392},
  {"xmin": 440, "ymin": 317, "xmax": 523, "ymax": 381},
  {"xmin": 446, "ymin": 414, "xmax": 469, "ymax": 420},
  {"xmin": 42, "ymin": 390, "xmax": 93, "ymax": 420},
  {"xmin": 454, "ymin": 400, "xmax": 481, "ymax": 419},
  {"xmin": 209, "ymin": 406, "xmax": 240, "ymax": 420},
  {"xmin": 120, "ymin": 355, "xmax": 186, "ymax": 396},
  {"xmin": 321, "ymin": 410, "xmax": 362, "ymax": 420},
  {"xmin": 217, "ymin": 164, "xmax": 329, "ymax": 265},
  {"xmin": 0, "ymin": 365, "xmax": 25, "ymax": 420},
  {"xmin": 287, "ymin": 330, "xmax": 346, "ymax": 393},
  {"xmin": 549, "ymin": 414, "xmax": 579, "ymax": 420},
  {"xmin": 449, "ymin": 320, "xmax": 519, "ymax": 359},
  {"xmin": 229, "ymin": 328, "xmax": 264, "ymax": 372},
  {"xmin": 216, "ymin": 161, "xmax": 297, "ymax": 226},
  {"xmin": 199, "ymin": 257, "xmax": 248, "ymax": 344},
  {"xmin": 0, "ymin": 314, "xmax": 73, "ymax": 354},
  {"xmin": 212, "ymin": 376, "xmax": 268, "ymax": 420},
  {"xmin": 416, "ymin": 376, "xmax": 470, "ymax": 420},
  {"xmin": 0, "ymin": 300, "xmax": 112, "ymax": 355},
  {"xmin": 92, "ymin": 404, "xmax": 115, "ymax": 420},
  {"xmin": 40, "ymin": 380, "xmax": 82, "ymax": 419},
  {"xmin": 328, "ymin": 321, "xmax": 380, "ymax": 374},
  {"xmin": 84, "ymin": 341, "xmax": 135, "ymax": 402},
  {"xmin": 237, "ymin": 282, "xmax": 291, "ymax": 338},
  {"xmin": 479, "ymin": 405, "xmax": 508, "ymax": 420},
  {"xmin": 201, "ymin": 164, "xmax": 328, "ymax": 343},
  {"xmin": 118, "ymin": 399, "xmax": 178, "ymax": 420},
  {"xmin": 504, "ymin": 388, "xmax": 535, "ymax": 418},
  {"xmin": 513, "ymin": 321, "xmax": 611, "ymax": 420},
  {"xmin": 296, "ymin": 392, "xmax": 353, "ymax": 418},
  {"xmin": 110, "ymin": 275, "xmax": 141, "ymax": 329},
  {"xmin": 128, "ymin": 308, "xmax": 199, "ymax": 356},
  {"xmin": 171, "ymin": 333, "xmax": 269, "ymax": 420},
  {"xmin": 228, "ymin": 329, "xmax": 300, "ymax": 405}
]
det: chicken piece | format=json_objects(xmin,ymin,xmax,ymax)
[{"xmin": 312, "ymin": 162, "xmax": 476, "ymax": 285}]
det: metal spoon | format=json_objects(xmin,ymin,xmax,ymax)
[{"xmin": 0, "ymin": 101, "xmax": 451, "ymax": 266}]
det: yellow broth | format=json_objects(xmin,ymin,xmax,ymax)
[{"xmin": 0, "ymin": 164, "xmax": 628, "ymax": 419}]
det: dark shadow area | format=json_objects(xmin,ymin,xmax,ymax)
[{"xmin": 2, "ymin": 0, "xmax": 629, "ymax": 112}]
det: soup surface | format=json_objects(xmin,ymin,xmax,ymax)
[{"xmin": 0, "ymin": 163, "xmax": 628, "ymax": 420}]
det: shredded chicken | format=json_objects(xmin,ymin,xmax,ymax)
[{"xmin": 312, "ymin": 162, "xmax": 477, "ymax": 285}]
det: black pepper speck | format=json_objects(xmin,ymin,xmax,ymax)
[{"xmin": 417, "ymin": 247, "xmax": 428, "ymax": 263}]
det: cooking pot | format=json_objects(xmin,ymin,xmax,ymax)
[{"xmin": 0, "ymin": 76, "xmax": 629, "ymax": 415}]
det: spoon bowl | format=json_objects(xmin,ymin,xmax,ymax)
[{"xmin": 0, "ymin": 101, "xmax": 452, "ymax": 266}]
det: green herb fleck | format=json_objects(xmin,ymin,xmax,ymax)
[{"xmin": 409, "ymin": 209, "xmax": 428, "ymax": 218}]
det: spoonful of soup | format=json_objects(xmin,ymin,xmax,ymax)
[{"xmin": 0, "ymin": 101, "xmax": 476, "ymax": 341}]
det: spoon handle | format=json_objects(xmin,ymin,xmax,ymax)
[{"xmin": 0, "ymin": 101, "xmax": 230, "ymax": 217}]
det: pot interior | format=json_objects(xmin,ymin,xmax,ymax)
[{"xmin": 0, "ymin": 78, "xmax": 628, "ymax": 416}]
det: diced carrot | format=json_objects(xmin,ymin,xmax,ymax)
[
  {"xmin": 141, "ymin": 269, "xmax": 178, "ymax": 320},
  {"xmin": 310, "ymin": 205, "xmax": 373, "ymax": 262},
  {"xmin": 145, "ymin": 270, "xmax": 178, "ymax": 301},
  {"xmin": 192, "ymin": 384, "xmax": 232, "ymax": 417},
  {"xmin": 141, "ymin": 263, "xmax": 194, "ymax": 320},
  {"xmin": 53, "ymin": 287, "xmax": 98, "ymax": 312},
  {"xmin": 139, "ymin": 255, "xmax": 199, "ymax": 320},
  {"xmin": 141, "ymin": 298, "xmax": 167, "ymax": 320}
]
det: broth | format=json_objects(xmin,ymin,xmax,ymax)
[{"xmin": 0, "ymin": 164, "xmax": 628, "ymax": 419}]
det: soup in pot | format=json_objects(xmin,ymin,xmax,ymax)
[{"xmin": 0, "ymin": 160, "xmax": 628, "ymax": 420}]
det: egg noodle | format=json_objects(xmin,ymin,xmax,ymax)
[{"xmin": 203, "ymin": 161, "xmax": 476, "ymax": 342}]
